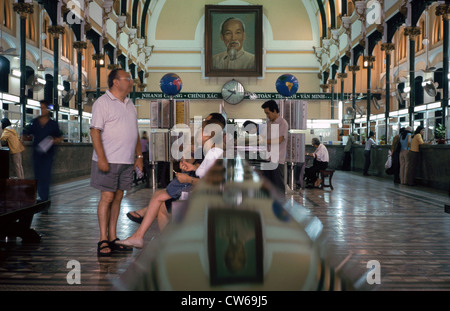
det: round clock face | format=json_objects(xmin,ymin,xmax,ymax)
[{"xmin": 221, "ymin": 80, "xmax": 245, "ymax": 105}]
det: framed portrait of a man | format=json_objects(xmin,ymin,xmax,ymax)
[{"xmin": 205, "ymin": 5, "xmax": 263, "ymax": 77}]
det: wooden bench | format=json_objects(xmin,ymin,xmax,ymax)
[
  {"xmin": 319, "ymin": 169, "xmax": 335, "ymax": 190},
  {"xmin": 0, "ymin": 179, "xmax": 50, "ymax": 243}
]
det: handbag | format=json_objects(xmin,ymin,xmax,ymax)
[{"xmin": 384, "ymin": 150, "xmax": 392, "ymax": 169}]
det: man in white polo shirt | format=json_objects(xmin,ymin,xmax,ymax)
[{"xmin": 90, "ymin": 68, "xmax": 143, "ymax": 257}]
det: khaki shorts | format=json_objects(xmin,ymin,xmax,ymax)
[{"xmin": 90, "ymin": 160, "xmax": 133, "ymax": 192}]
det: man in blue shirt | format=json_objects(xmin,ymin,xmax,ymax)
[{"xmin": 23, "ymin": 100, "xmax": 63, "ymax": 202}]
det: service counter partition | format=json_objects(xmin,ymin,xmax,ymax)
[
  {"xmin": 0, "ymin": 148, "xmax": 9, "ymax": 179},
  {"xmin": 115, "ymin": 156, "xmax": 362, "ymax": 291},
  {"xmin": 11, "ymin": 142, "xmax": 93, "ymax": 184},
  {"xmin": 351, "ymin": 144, "xmax": 450, "ymax": 191}
]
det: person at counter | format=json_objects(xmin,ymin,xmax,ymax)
[
  {"xmin": 243, "ymin": 120, "xmax": 259, "ymax": 135},
  {"xmin": 304, "ymin": 138, "xmax": 329, "ymax": 188},
  {"xmin": 1, "ymin": 118, "xmax": 25, "ymax": 179},
  {"xmin": 259, "ymin": 100, "xmax": 289, "ymax": 194},
  {"xmin": 399, "ymin": 126, "xmax": 412, "ymax": 185},
  {"xmin": 363, "ymin": 131, "xmax": 377, "ymax": 176},
  {"xmin": 342, "ymin": 131, "xmax": 358, "ymax": 171},
  {"xmin": 22, "ymin": 100, "xmax": 63, "ymax": 202},
  {"xmin": 117, "ymin": 119, "xmax": 225, "ymax": 249},
  {"xmin": 407, "ymin": 125, "xmax": 429, "ymax": 186},
  {"xmin": 390, "ymin": 132, "xmax": 401, "ymax": 184}
]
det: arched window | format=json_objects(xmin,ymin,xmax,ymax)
[
  {"xmin": 43, "ymin": 16, "xmax": 53, "ymax": 50},
  {"xmin": 61, "ymin": 29, "xmax": 67, "ymax": 59},
  {"xmin": 113, "ymin": 0, "xmax": 120, "ymax": 16},
  {"xmin": 347, "ymin": 0, "xmax": 354, "ymax": 16},
  {"xmin": 415, "ymin": 76, "xmax": 424, "ymax": 106},
  {"xmin": 42, "ymin": 18, "xmax": 48, "ymax": 48},
  {"xmin": 26, "ymin": 11, "xmax": 36, "ymax": 41},
  {"xmin": 44, "ymin": 74, "xmax": 53, "ymax": 102},
  {"xmin": 398, "ymin": 30, "xmax": 407, "ymax": 60},
  {"xmin": 118, "ymin": 54, "xmax": 126, "ymax": 70},
  {"xmin": 25, "ymin": 66, "xmax": 34, "ymax": 98},
  {"xmin": 335, "ymin": 0, "xmax": 342, "ymax": 17},
  {"xmin": 0, "ymin": 56, "xmax": 10, "ymax": 93},
  {"xmin": 432, "ymin": 15, "xmax": 443, "ymax": 44},
  {"xmin": 82, "ymin": 47, "xmax": 86, "ymax": 71},
  {"xmin": 415, "ymin": 19, "xmax": 425, "ymax": 52},
  {"xmin": 318, "ymin": 13, "xmax": 323, "ymax": 39},
  {"xmin": 83, "ymin": 42, "xmax": 94, "ymax": 72},
  {"xmin": 2, "ymin": 0, "xmax": 12, "ymax": 29},
  {"xmin": 326, "ymin": 1, "xmax": 332, "ymax": 29}
]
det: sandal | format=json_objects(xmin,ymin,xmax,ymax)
[
  {"xmin": 97, "ymin": 240, "xmax": 112, "ymax": 257},
  {"xmin": 109, "ymin": 238, "xmax": 133, "ymax": 252},
  {"xmin": 127, "ymin": 211, "xmax": 144, "ymax": 224}
]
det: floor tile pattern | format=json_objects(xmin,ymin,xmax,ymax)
[{"xmin": 1, "ymin": 172, "xmax": 449, "ymax": 291}]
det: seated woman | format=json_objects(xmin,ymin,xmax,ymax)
[
  {"xmin": 304, "ymin": 138, "xmax": 329, "ymax": 187},
  {"xmin": 126, "ymin": 154, "xmax": 200, "ymax": 224},
  {"xmin": 117, "ymin": 119, "xmax": 224, "ymax": 249},
  {"xmin": 126, "ymin": 112, "xmax": 226, "ymax": 224}
]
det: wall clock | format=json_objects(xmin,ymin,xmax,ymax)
[{"xmin": 221, "ymin": 79, "xmax": 245, "ymax": 105}]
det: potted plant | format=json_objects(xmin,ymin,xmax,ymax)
[
  {"xmin": 380, "ymin": 135, "xmax": 386, "ymax": 145},
  {"xmin": 435, "ymin": 124, "xmax": 446, "ymax": 144}
]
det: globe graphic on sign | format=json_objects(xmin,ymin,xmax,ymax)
[
  {"xmin": 275, "ymin": 74, "xmax": 299, "ymax": 97},
  {"xmin": 160, "ymin": 73, "xmax": 182, "ymax": 96}
]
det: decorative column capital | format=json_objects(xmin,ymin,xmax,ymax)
[
  {"xmin": 345, "ymin": 50, "xmax": 352, "ymax": 59},
  {"xmin": 328, "ymin": 79, "xmax": 337, "ymax": 85},
  {"xmin": 404, "ymin": 26, "xmax": 421, "ymax": 40},
  {"xmin": 13, "ymin": 2, "xmax": 34, "ymax": 19},
  {"xmin": 348, "ymin": 65, "xmax": 360, "ymax": 72},
  {"xmin": 92, "ymin": 53, "xmax": 105, "ymax": 67},
  {"xmin": 381, "ymin": 43, "xmax": 395, "ymax": 54},
  {"xmin": 319, "ymin": 84, "xmax": 329, "ymax": 92},
  {"xmin": 61, "ymin": 3, "xmax": 71, "ymax": 15},
  {"xmin": 341, "ymin": 15, "xmax": 352, "ymax": 33},
  {"xmin": 399, "ymin": 3, "xmax": 408, "ymax": 16},
  {"xmin": 363, "ymin": 55, "xmax": 375, "ymax": 69},
  {"xmin": 137, "ymin": 83, "xmax": 147, "ymax": 91},
  {"xmin": 354, "ymin": 1, "xmax": 366, "ymax": 22},
  {"xmin": 47, "ymin": 25, "xmax": 66, "ymax": 37},
  {"xmin": 359, "ymin": 38, "xmax": 366, "ymax": 48},
  {"xmin": 84, "ymin": 22, "xmax": 92, "ymax": 33},
  {"xmin": 337, "ymin": 73, "xmax": 348, "ymax": 79},
  {"xmin": 92, "ymin": 53, "xmax": 104, "ymax": 61},
  {"xmin": 107, "ymin": 64, "xmax": 121, "ymax": 70},
  {"xmin": 436, "ymin": 4, "xmax": 450, "ymax": 21},
  {"xmin": 376, "ymin": 24, "xmax": 384, "ymax": 34},
  {"xmin": 73, "ymin": 41, "xmax": 88, "ymax": 51}
]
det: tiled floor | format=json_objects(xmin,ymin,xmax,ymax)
[{"xmin": 1, "ymin": 171, "xmax": 449, "ymax": 291}]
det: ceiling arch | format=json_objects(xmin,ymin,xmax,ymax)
[{"xmin": 147, "ymin": 0, "xmax": 320, "ymax": 43}]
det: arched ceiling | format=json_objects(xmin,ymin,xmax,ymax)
[{"xmin": 148, "ymin": 0, "xmax": 320, "ymax": 42}]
